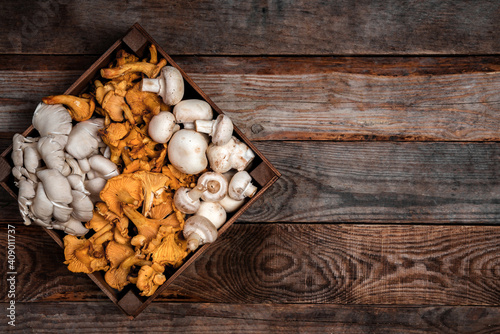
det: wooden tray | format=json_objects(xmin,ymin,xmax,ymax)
[{"xmin": 0, "ymin": 23, "xmax": 280, "ymax": 319}]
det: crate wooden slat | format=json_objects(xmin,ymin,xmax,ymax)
[{"xmin": 0, "ymin": 23, "xmax": 280, "ymax": 318}]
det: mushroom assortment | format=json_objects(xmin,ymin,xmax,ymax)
[{"xmin": 11, "ymin": 44, "xmax": 258, "ymax": 297}]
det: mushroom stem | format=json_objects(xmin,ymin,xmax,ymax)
[
  {"xmin": 116, "ymin": 189, "xmax": 140, "ymax": 206},
  {"xmin": 186, "ymin": 233, "xmax": 202, "ymax": 251},
  {"xmin": 187, "ymin": 185, "xmax": 205, "ymax": 202}
]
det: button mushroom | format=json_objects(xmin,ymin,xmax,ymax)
[
  {"xmin": 197, "ymin": 172, "xmax": 228, "ymax": 202},
  {"xmin": 148, "ymin": 111, "xmax": 178, "ymax": 143},
  {"xmin": 195, "ymin": 114, "xmax": 234, "ymax": 146},
  {"xmin": 173, "ymin": 185, "xmax": 205, "ymax": 214},
  {"xmin": 206, "ymin": 136, "xmax": 255, "ymax": 173},
  {"xmin": 183, "ymin": 202, "xmax": 227, "ymax": 251},
  {"xmin": 167, "ymin": 129, "xmax": 208, "ymax": 175},
  {"xmin": 172, "ymin": 99, "xmax": 213, "ymax": 130},
  {"xmin": 141, "ymin": 66, "xmax": 184, "ymax": 106},
  {"xmin": 228, "ymin": 171, "xmax": 258, "ymax": 201}
]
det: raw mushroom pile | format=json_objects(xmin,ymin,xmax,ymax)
[{"xmin": 11, "ymin": 45, "xmax": 258, "ymax": 296}]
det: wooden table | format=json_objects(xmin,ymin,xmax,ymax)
[{"xmin": 1, "ymin": 1, "xmax": 499, "ymax": 332}]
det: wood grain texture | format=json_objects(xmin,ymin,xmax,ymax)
[
  {"xmin": 2, "ymin": 58, "xmax": 500, "ymax": 142},
  {"xmin": 1, "ymin": 303, "xmax": 499, "ymax": 333},
  {"xmin": 2, "ymin": 0, "xmax": 500, "ymax": 55},
  {"xmin": 242, "ymin": 141, "xmax": 500, "ymax": 223},
  {"xmin": 2, "ymin": 141, "xmax": 499, "ymax": 224},
  {"xmin": 2, "ymin": 224, "xmax": 500, "ymax": 305}
]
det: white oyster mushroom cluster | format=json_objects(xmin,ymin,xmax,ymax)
[
  {"xmin": 140, "ymin": 66, "xmax": 258, "ymax": 251},
  {"xmin": 11, "ymin": 102, "xmax": 119, "ymax": 236}
]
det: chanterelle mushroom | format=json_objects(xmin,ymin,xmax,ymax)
[
  {"xmin": 63, "ymin": 235, "xmax": 109, "ymax": 274},
  {"xmin": 100, "ymin": 173, "xmax": 144, "ymax": 216},
  {"xmin": 42, "ymin": 94, "xmax": 95, "ymax": 122}
]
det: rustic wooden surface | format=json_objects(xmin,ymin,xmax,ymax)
[{"xmin": 1, "ymin": 1, "xmax": 500, "ymax": 332}]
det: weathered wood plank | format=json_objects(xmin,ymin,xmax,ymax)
[
  {"xmin": 3, "ymin": 55, "xmax": 500, "ymax": 75},
  {"xmin": 243, "ymin": 141, "xmax": 500, "ymax": 223},
  {"xmin": 2, "ymin": 224, "xmax": 500, "ymax": 305},
  {"xmin": 2, "ymin": 303, "xmax": 499, "ymax": 333},
  {"xmin": 2, "ymin": 142, "xmax": 499, "ymax": 224},
  {"xmin": 2, "ymin": 62, "xmax": 500, "ymax": 142},
  {"xmin": 2, "ymin": 0, "xmax": 500, "ymax": 55}
]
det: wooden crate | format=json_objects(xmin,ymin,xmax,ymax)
[{"xmin": 0, "ymin": 23, "xmax": 280, "ymax": 319}]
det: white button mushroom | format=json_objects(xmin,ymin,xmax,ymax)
[
  {"xmin": 167, "ymin": 129, "xmax": 208, "ymax": 175},
  {"xmin": 183, "ymin": 202, "xmax": 227, "ymax": 251},
  {"xmin": 197, "ymin": 172, "xmax": 228, "ymax": 202},
  {"xmin": 141, "ymin": 66, "xmax": 184, "ymax": 106},
  {"xmin": 173, "ymin": 99, "xmax": 213, "ymax": 130},
  {"xmin": 148, "ymin": 111, "xmax": 178, "ymax": 143},
  {"xmin": 173, "ymin": 185, "xmax": 205, "ymax": 214},
  {"xmin": 206, "ymin": 137, "xmax": 255, "ymax": 173},
  {"xmin": 195, "ymin": 114, "xmax": 234, "ymax": 146},
  {"xmin": 228, "ymin": 171, "xmax": 258, "ymax": 201}
]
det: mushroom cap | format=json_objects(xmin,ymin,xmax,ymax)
[
  {"xmin": 173, "ymin": 99, "xmax": 213, "ymax": 128},
  {"xmin": 31, "ymin": 182, "xmax": 54, "ymax": 221},
  {"xmin": 143, "ymin": 66, "xmax": 184, "ymax": 106},
  {"xmin": 100, "ymin": 174, "xmax": 144, "ymax": 216},
  {"xmin": 36, "ymin": 168, "xmax": 73, "ymax": 204},
  {"xmin": 71, "ymin": 190, "xmax": 94, "ymax": 222},
  {"xmin": 32, "ymin": 102, "xmax": 73, "ymax": 137},
  {"xmin": 197, "ymin": 201, "xmax": 226, "ymax": 229},
  {"xmin": 206, "ymin": 138, "xmax": 235, "ymax": 173},
  {"xmin": 65, "ymin": 118, "xmax": 105, "ymax": 160},
  {"xmin": 218, "ymin": 194, "xmax": 245, "ymax": 213},
  {"xmin": 197, "ymin": 172, "xmax": 228, "ymax": 202},
  {"xmin": 161, "ymin": 66, "xmax": 184, "ymax": 106},
  {"xmin": 195, "ymin": 114, "xmax": 234, "ymax": 146},
  {"xmin": 88, "ymin": 155, "xmax": 119, "ymax": 179},
  {"xmin": 148, "ymin": 111, "xmax": 177, "ymax": 143},
  {"xmin": 173, "ymin": 187, "xmax": 201, "ymax": 214},
  {"xmin": 183, "ymin": 215, "xmax": 218, "ymax": 245},
  {"xmin": 228, "ymin": 171, "xmax": 258, "ymax": 201},
  {"xmin": 167, "ymin": 129, "xmax": 208, "ymax": 175}
]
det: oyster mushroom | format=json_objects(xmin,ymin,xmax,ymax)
[
  {"xmin": 141, "ymin": 66, "xmax": 184, "ymax": 106},
  {"xmin": 167, "ymin": 129, "xmax": 208, "ymax": 175},
  {"xmin": 32, "ymin": 102, "xmax": 73, "ymax": 138},
  {"xmin": 173, "ymin": 99, "xmax": 213, "ymax": 130},
  {"xmin": 65, "ymin": 118, "xmax": 105, "ymax": 160}
]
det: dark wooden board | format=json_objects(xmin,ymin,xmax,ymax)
[
  {"xmin": 2, "ymin": 224, "xmax": 500, "ymax": 305},
  {"xmin": 2, "ymin": 1, "xmax": 500, "ymax": 55},
  {"xmin": 2, "ymin": 57, "xmax": 500, "ymax": 142},
  {"xmin": 1, "ymin": 302, "xmax": 499, "ymax": 333},
  {"xmin": 2, "ymin": 141, "xmax": 499, "ymax": 224}
]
